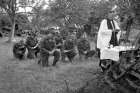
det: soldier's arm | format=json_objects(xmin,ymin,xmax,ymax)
[
  {"xmin": 24, "ymin": 37, "xmax": 30, "ymax": 47},
  {"xmin": 30, "ymin": 42, "xmax": 39, "ymax": 49},
  {"xmin": 41, "ymin": 48, "xmax": 50, "ymax": 53}
]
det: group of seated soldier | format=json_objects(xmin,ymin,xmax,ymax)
[
  {"xmin": 13, "ymin": 31, "xmax": 40, "ymax": 60},
  {"xmin": 13, "ymin": 29, "xmax": 96, "ymax": 67}
]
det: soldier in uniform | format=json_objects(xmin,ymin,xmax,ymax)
[
  {"xmin": 77, "ymin": 37, "xmax": 91, "ymax": 60},
  {"xmin": 62, "ymin": 34, "xmax": 77, "ymax": 62},
  {"xmin": 13, "ymin": 40, "xmax": 26, "ymax": 60},
  {"xmin": 54, "ymin": 31, "xmax": 63, "ymax": 50},
  {"xmin": 39, "ymin": 33, "xmax": 60, "ymax": 67},
  {"xmin": 60, "ymin": 28, "xmax": 69, "ymax": 40},
  {"xmin": 25, "ymin": 32, "xmax": 40, "ymax": 59},
  {"xmin": 76, "ymin": 28, "xmax": 84, "ymax": 39}
]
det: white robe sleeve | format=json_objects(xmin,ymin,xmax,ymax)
[{"xmin": 97, "ymin": 19, "xmax": 112, "ymax": 49}]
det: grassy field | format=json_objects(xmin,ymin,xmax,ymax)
[
  {"xmin": 1, "ymin": 33, "xmax": 139, "ymax": 93},
  {"xmin": 0, "ymin": 37, "xmax": 106, "ymax": 93},
  {"xmin": 1, "ymin": 27, "xmax": 139, "ymax": 93}
]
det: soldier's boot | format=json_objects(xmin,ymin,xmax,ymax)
[
  {"xmin": 42, "ymin": 56, "xmax": 49, "ymax": 67},
  {"xmin": 79, "ymin": 53, "xmax": 82, "ymax": 60},
  {"xmin": 69, "ymin": 57, "xmax": 73, "ymax": 63},
  {"xmin": 78, "ymin": 51, "xmax": 85, "ymax": 61},
  {"xmin": 19, "ymin": 54, "xmax": 25, "ymax": 60},
  {"xmin": 27, "ymin": 49, "xmax": 35, "ymax": 59},
  {"xmin": 52, "ymin": 50, "xmax": 60, "ymax": 66},
  {"xmin": 38, "ymin": 59, "xmax": 41, "ymax": 64},
  {"xmin": 67, "ymin": 51, "xmax": 76, "ymax": 63},
  {"xmin": 40, "ymin": 51, "xmax": 49, "ymax": 67},
  {"xmin": 61, "ymin": 52, "xmax": 66, "ymax": 62}
]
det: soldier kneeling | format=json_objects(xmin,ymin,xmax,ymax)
[
  {"xmin": 38, "ymin": 34, "xmax": 60, "ymax": 67},
  {"xmin": 25, "ymin": 32, "xmax": 40, "ymax": 59},
  {"xmin": 77, "ymin": 37, "xmax": 96, "ymax": 60},
  {"xmin": 61, "ymin": 35, "xmax": 77, "ymax": 62},
  {"xmin": 13, "ymin": 40, "xmax": 26, "ymax": 60},
  {"xmin": 77, "ymin": 38, "xmax": 90, "ymax": 60}
]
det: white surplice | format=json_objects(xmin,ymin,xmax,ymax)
[
  {"xmin": 97, "ymin": 19, "xmax": 121, "ymax": 49},
  {"xmin": 97, "ymin": 19, "xmax": 121, "ymax": 61}
]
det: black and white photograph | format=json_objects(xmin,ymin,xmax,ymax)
[{"xmin": 0, "ymin": 0, "xmax": 140, "ymax": 93}]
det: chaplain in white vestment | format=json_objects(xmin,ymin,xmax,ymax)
[{"xmin": 96, "ymin": 10, "xmax": 121, "ymax": 71}]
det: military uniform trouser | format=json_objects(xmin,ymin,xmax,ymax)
[
  {"xmin": 78, "ymin": 50, "xmax": 85, "ymax": 60},
  {"xmin": 40, "ymin": 50, "xmax": 60, "ymax": 66},
  {"xmin": 62, "ymin": 49, "xmax": 76, "ymax": 62},
  {"xmin": 14, "ymin": 50, "xmax": 25, "ymax": 60},
  {"xmin": 27, "ymin": 48, "xmax": 36, "ymax": 59},
  {"xmin": 78, "ymin": 49, "xmax": 87, "ymax": 55},
  {"xmin": 13, "ymin": 47, "xmax": 26, "ymax": 60},
  {"xmin": 27, "ymin": 47, "xmax": 40, "ymax": 59}
]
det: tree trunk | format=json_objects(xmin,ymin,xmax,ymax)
[
  {"xmin": 7, "ymin": 20, "xmax": 15, "ymax": 43},
  {"xmin": 124, "ymin": 16, "xmax": 133, "ymax": 42},
  {"xmin": 125, "ymin": 26, "xmax": 131, "ymax": 42}
]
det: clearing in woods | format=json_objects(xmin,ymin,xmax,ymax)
[
  {"xmin": 0, "ymin": 38, "xmax": 101, "ymax": 93},
  {"xmin": 0, "ymin": 37, "xmax": 123, "ymax": 93}
]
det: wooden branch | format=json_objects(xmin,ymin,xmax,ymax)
[
  {"xmin": 104, "ymin": 74, "xmax": 116, "ymax": 89},
  {"xmin": 129, "ymin": 71, "xmax": 140, "ymax": 79},
  {"xmin": 115, "ymin": 62, "xmax": 138, "ymax": 80},
  {"xmin": 126, "ymin": 78, "xmax": 140, "ymax": 89}
]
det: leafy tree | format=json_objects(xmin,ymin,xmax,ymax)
[
  {"xmin": 109, "ymin": 0, "xmax": 140, "ymax": 41},
  {"xmin": 42, "ymin": 0, "xmax": 93, "ymax": 29},
  {"xmin": 0, "ymin": 0, "xmax": 42, "ymax": 40},
  {"xmin": 17, "ymin": 0, "xmax": 48, "ymax": 34},
  {"xmin": 131, "ymin": 0, "xmax": 140, "ymax": 23},
  {"xmin": 0, "ymin": 0, "xmax": 17, "ymax": 42},
  {"xmin": 0, "ymin": 13, "xmax": 30, "ymax": 36},
  {"xmin": 89, "ymin": 0, "xmax": 113, "ymax": 28},
  {"xmin": 31, "ymin": 0, "xmax": 47, "ymax": 33}
]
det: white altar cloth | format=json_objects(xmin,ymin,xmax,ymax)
[{"xmin": 100, "ymin": 46, "xmax": 135, "ymax": 61}]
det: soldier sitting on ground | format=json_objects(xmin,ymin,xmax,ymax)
[
  {"xmin": 61, "ymin": 34, "xmax": 77, "ymax": 62},
  {"xmin": 77, "ymin": 37, "xmax": 90, "ymax": 60},
  {"xmin": 13, "ymin": 40, "xmax": 26, "ymax": 60},
  {"xmin": 54, "ymin": 30, "xmax": 63, "ymax": 50},
  {"xmin": 77, "ymin": 37, "xmax": 96, "ymax": 60},
  {"xmin": 25, "ymin": 32, "xmax": 40, "ymax": 59},
  {"xmin": 38, "ymin": 33, "xmax": 60, "ymax": 67}
]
